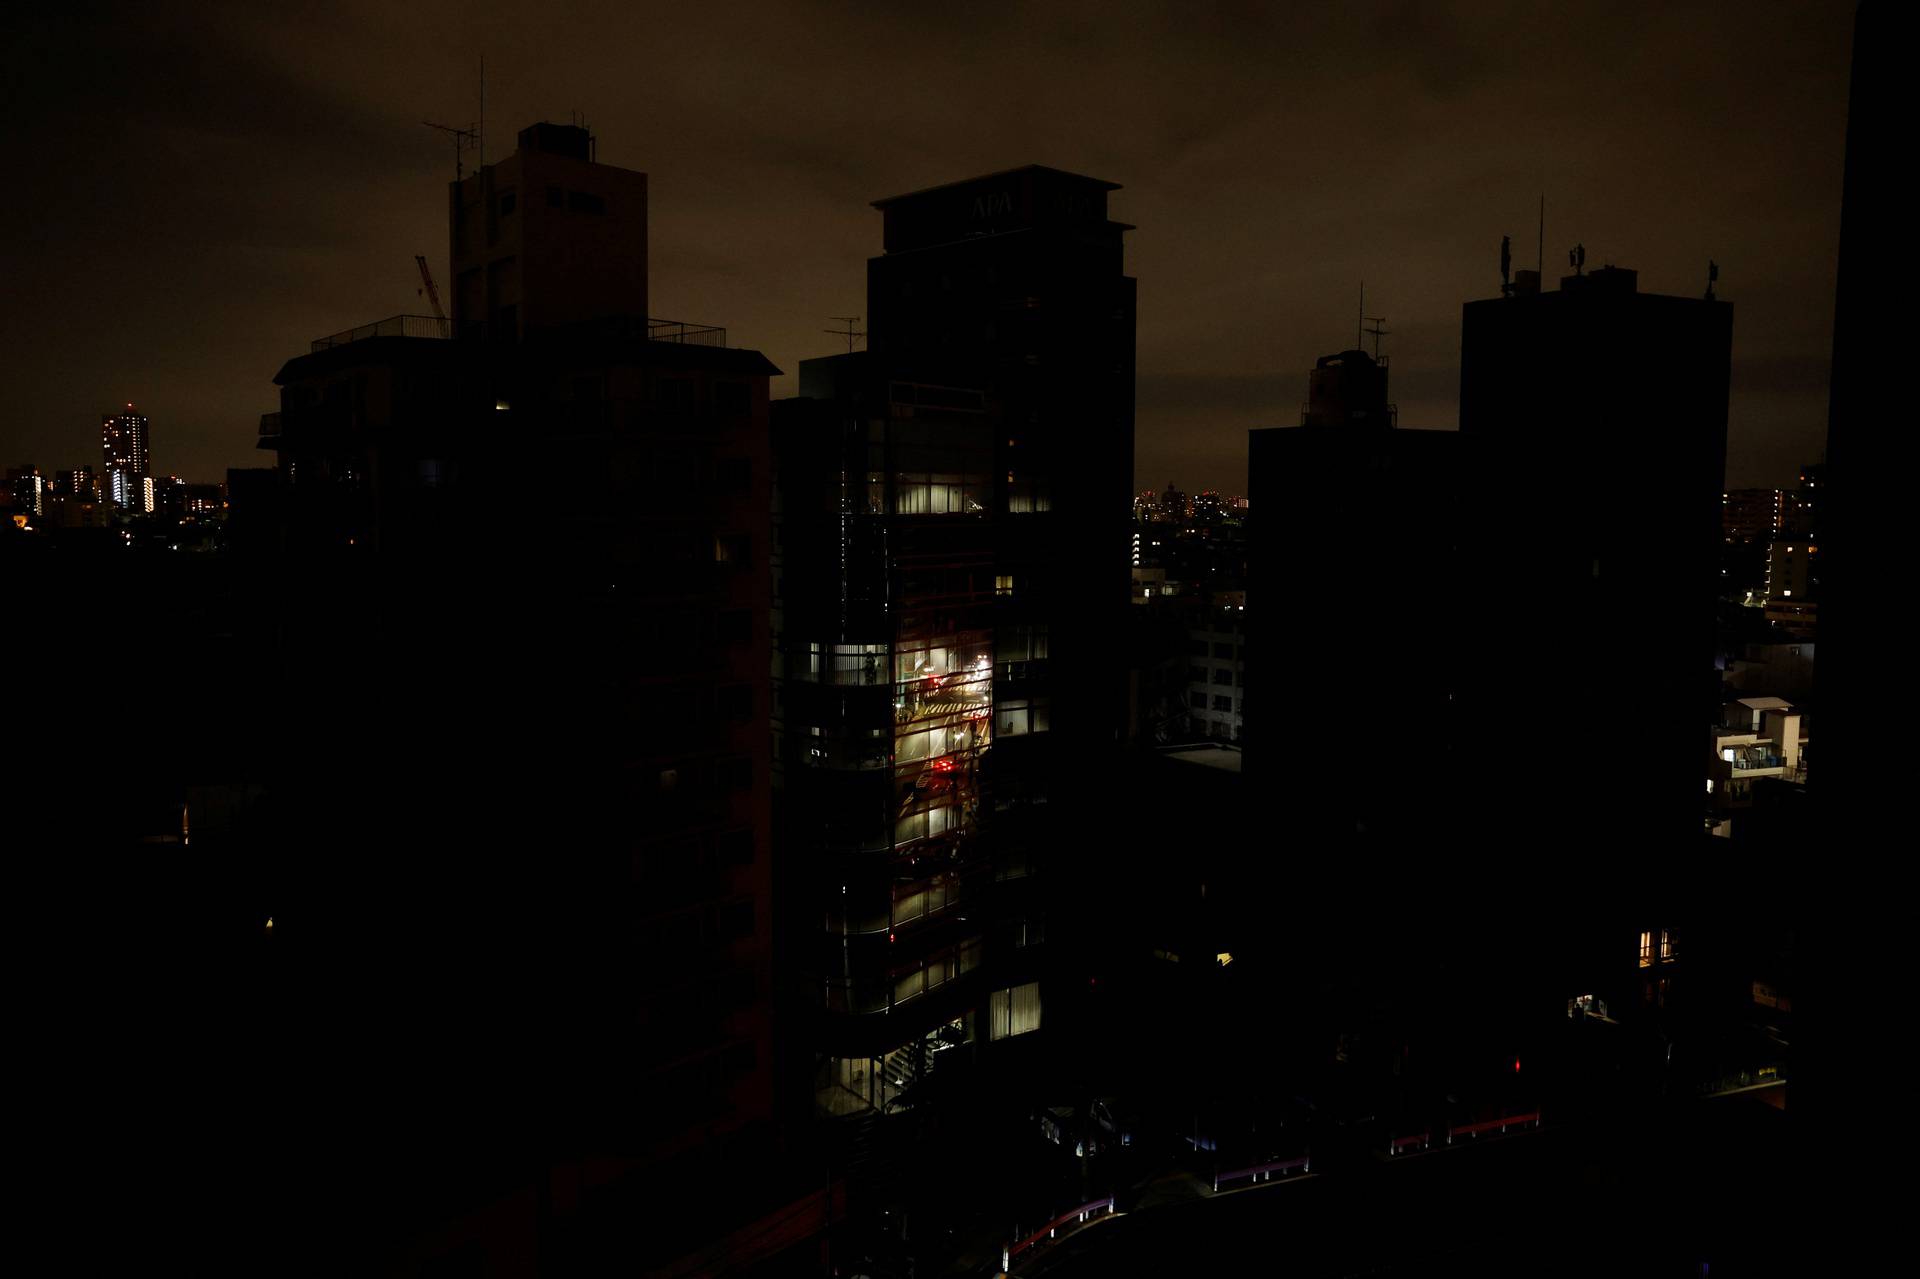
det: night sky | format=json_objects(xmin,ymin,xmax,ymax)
[{"xmin": 4, "ymin": 1, "xmax": 1851, "ymax": 492}]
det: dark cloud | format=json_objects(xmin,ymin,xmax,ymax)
[{"xmin": 2, "ymin": 1, "xmax": 1851, "ymax": 494}]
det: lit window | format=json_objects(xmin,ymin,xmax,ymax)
[
  {"xmin": 1660, "ymin": 929, "xmax": 1676, "ymax": 962},
  {"xmin": 1638, "ymin": 930, "xmax": 1652, "ymax": 968}
]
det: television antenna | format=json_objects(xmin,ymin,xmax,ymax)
[
  {"xmin": 423, "ymin": 120, "xmax": 479, "ymax": 181},
  {"xmin": 1364, "ymin": 316, "xmax": 1390, "ymax": 362},
  {"xmin": 826, "ymin": 316, "xmax": 865, "ymax": 354}
]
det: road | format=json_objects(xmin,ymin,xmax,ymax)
[{"xmin": 1013, "ymin": 1093, "xmax": 1796, "ymax": 1278}]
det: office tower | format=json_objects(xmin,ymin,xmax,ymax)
[
  {"xmin": 775, "ymin": 167, "xmax": 1135, "ymax": 1124},
  {"xmin": 260, "ymin": 123, "xmax": 822, "ymax": 1276},
  {"xmin": 1458, "ymin": 264, "xmax": 1731, "ymax": 866},
  {"xmin": 1246, "ymin": 347, "xmax": 1464, "ymax": 851},
  {"xmin": 101, "ymin": 405, "xmax": 150, "ymax": 509}
]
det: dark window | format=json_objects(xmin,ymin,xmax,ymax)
[
  {"xmin": 715, "ymin": 829, "xmax": 754, "ymax": 865},
  {"xmin": 569, "ymin": 190, "xmax": 607, "ymax": 215},
  {"xmin": 718, "ymin": 609, "xmax": 752, "ymax": 644},
  {"xmin": 717, "ymin": 457, "xmax": 751, "ymax": 491},
  {"xmin": 721, "ymin": 756, "xmax": 752, "ymax": 791},
  {"xmin": 714, "ymin": 381, "xmax": 750, "ymax": 416},
  {"xmin": 546, "ymin": 185, "xmax": 563, "ymax": 207},
  {"xmin": 1212, "ymin": 669, "xmax": 1233, "ymax": 685},
  {"xmin": 717, "ymin": 899, "xmax": 755, "ymax": 940},
  {"xmin": 718, "ymin": 1038, "xmax": 757, "ymax": 1074},
  {"xmin": 1213, "ymin": 695, "xmax": 1232, "ymax": 711},
  {"xmin": 656, "ymin": 378, "xmax": 697, "ymax": 410},
  {"xmin": 716, "ymin": 533, "xmax": 751, "ymax": 566},
  {"xmin": 718, "ymin": 683, "xmax": 752, "ymax": 723},
  {"xmin": 1188, "ymin": 691, "xmax": 1207, "ymax": 709},
  {"xmin": 499, "ymin": 191, "xmax": 517, "ymax": 216},
  {"xmin": 1212, "ymin": 642, "xmax": 1234, "ymax": 658}
]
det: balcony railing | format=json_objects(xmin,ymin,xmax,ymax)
[
  {"xmin": 310, "ymin": 314, "xmax": 450, "ymax": 352},
  {"xmin": 1730, "ymin": 755, "xmax": 1786, "ymax": 772}
]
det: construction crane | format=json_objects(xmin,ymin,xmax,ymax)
[{"xmin": 415, "ymin": 255, "xmax": 447, "ymax": 334}]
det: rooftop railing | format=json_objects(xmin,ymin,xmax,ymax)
[
  {"xmin": 308, "ymin": 314, "xmax": 727, "ymax": 352},
  {"xmin": 310, "ymin": 314, "xmax": 450, "ymax": 351},
  {"xmin": 647, "ymin": 318, "xmax": 728, "ymax": 346}
]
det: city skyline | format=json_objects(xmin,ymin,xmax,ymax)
[{"xmin": 5, "ymin": 1, "xmax": 1851, "ymax": 490}]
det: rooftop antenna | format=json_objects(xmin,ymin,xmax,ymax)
[
  {"xmin": 1570, "ymin": 243, "xmax": 1586, "ymax": 276},
  {"xmin": 478, "ymin": 53, "xmax": 485, "ymax": 170},
  {"xmin": 1706, "ymin": 259, "xmax": 1719, "ymax": 301},
  {"xmin": 1364, "ymin": 316, "xmax": 1390, "ymax": 362},
  {"xmin": 423, "ymin": 119, "xmax": 479, "ymax": 181},
  {"xmin": 826, "ymin": 316, "xmax": 865, "ymax": 354},
  {"xmin": 1537, "ymin": 196, "xmax": 1544, "ymax": 281},
  {"xmin": 1500, "ymin": 234, "xmax": 1513, "ymax": 296},
  {"xmin": 1357, "ymin": 282, "xmax": 1364, "ymax": 351}
]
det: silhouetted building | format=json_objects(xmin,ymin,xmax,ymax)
[
  {"xmin": 1246, "ymin": 348, "xmax": 1464, "ymax": 846},
  {"xmin": 1458, "ymin": 263, "xmax": 1731, "ymax": 866},
  {"xmin": 101, "ymin": 404, "xmax": 149, "ymax": 510},
  {"xmin": 1299, "ymin": 348, "xmax": 1396, "ymax": 427},
  {"xmin": 449, "ymin": 121, "xmax": 648, "ymax": 342},
  {"xmin": 256, "ymin": 123, "xmax": 824, "ymax": 1278}
]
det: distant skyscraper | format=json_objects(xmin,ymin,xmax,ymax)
[
  {"xmin": 6, "ymin": 464, "xmax": 44, "ymax": 516},
  {"xmin": 55, "ymin": 467, "xmax": 96, "ymax": 500},
  {"xmin": 101, "ymin": 404, "xmax": 150, "ymax": 510}
]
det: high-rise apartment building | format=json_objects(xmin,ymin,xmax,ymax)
[
  {"xmin": 101, "ymin": 405, "xmax": 149, "ymax": 510},
  {"xmin": 774, "ymin": 166, "xmax": 1135, "ymax": 1123}
]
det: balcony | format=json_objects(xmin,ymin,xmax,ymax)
[{"xmin": 310, "ymin": 314, "xmax": 450, "ymax": 352}]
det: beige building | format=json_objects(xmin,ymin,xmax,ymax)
[{"xmin": 1708, "ymin": 696, "xmax": 1807, "ymax": 830}]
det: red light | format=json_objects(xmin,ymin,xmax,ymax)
[
  {"xmin": 888, "ymin": 933, "xmax": 895, "ymax": 943},
  {"xmin": 1513, "ymin": 1057, "xmax": 1521, "ymax": 1073}
]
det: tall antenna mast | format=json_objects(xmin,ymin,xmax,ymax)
[
  {"xmin": 1537, "ymin": 196, "xmax": 1545, "ymax": 280},
  {"xmin": 825, "ymin": 316, "xmax": 866, "ymax": 354},
  {"xmin": 478, "ymin": 54, "xmax": 486, "ymax": 170},
  {"xmin": 1357, "ymin": 282, "xmax": 1364, "ymax": 351}
]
